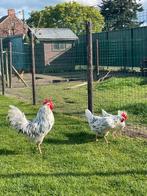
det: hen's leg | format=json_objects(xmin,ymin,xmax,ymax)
[
  {"xmin": 112, "ymin": 131, "xmax": 117, "ymax": 139},
  {"xmin": 115, "ymin": 128, "xmax": 123, "ymax": 138},
  {"xmin": 119, "ymin": 127, "xmax": 124, "ymax": 136},
  {"xmin": 104, "ymin": 136, "xmax": 109, "ymax": 144}
]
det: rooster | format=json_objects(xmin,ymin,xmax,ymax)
[
  {"xmin": 85, "ymin": 109, "xmax": 127, "ymax": 143},
  {"xmin": 101, "ymin": 109, "xmax": 127, "ymax": 137},
  {"xmin": 7, "ymin": 98, "xmax": 54, "ymax": 154}
]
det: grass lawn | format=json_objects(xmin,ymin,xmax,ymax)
[
  {"xmin": 8, "ymin": 75, "xmax": 147, "ymax": 125},
  {"xmin": 0, "ymin": 75, "xmax": 147, "ymax": 195}
]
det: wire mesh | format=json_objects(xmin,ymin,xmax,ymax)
[{"xmin": 0, "ymin": 18, "xmax": 147, "ymax": 138}]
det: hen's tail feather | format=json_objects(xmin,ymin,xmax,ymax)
[
  {"xmin": 85, "ymin": 109, "xmax": 93, "ymax": 122},
  {"xmin": 101, "ymin": 109, "xmax": 107, "ymax": 116},
  {"xmin": 8, "ymin": 105, "xmax": 29, "ymax": 134},
  {"xmin": 102, "ymin": 109, "xmax": 111, "ymax": 117}
]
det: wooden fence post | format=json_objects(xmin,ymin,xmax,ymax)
[{"xmin": 86, "ymin": 21, "xmax": 93, "ymax": 113}]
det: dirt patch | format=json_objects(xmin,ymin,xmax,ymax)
[
  {"xmin": 122, "ymin": 125, "xmax": 147, "ymax": 139},
  {"xmin": 123, "ymin": 129, "xmax": 147, "ymax": 139},
  {"xmin": 5, "ymin": 73, "xmax": 69, "ymax": 88}
]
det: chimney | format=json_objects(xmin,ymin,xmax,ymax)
[{"xmin": 8, "ymin": 9, "xmax": 15, "ymax": 17}]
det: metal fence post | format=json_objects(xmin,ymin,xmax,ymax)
[
  {"xmin": 5, "ymin": 49, "xmax": 9, "ymax": 87},
  {"xmin": 0, "ymin": 38, "xmax": 5, "ymax": 95},
  {"xmin": 86, "ymin": 21, "xmax": 93, "ymax": 113},
  {"xmin": 9, "ymin": 42, "xmax": 12, "ymax": 88},
  {"xmin": 31, "ymin": 33, "xmax": 36, "ymax": 105},
  {"xmin": 131, "ymin": 28, "xmax": 134, "ymax": 70},
  {"xmin": 96, "ymin": 39, "xmax": 100, "ymax": 77}
]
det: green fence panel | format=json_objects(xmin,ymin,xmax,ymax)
[{"xmin": 2, "ymin": 26, "xmax": 147, "ymax": 73}]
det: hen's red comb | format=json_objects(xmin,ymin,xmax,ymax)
[{"xmin": 121, "ymin": 112, "xmax": 127, "ymax": 120}]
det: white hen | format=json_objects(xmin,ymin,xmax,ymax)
[
  {"xmin": 85, "ymin": 109, "xmax": 118, "ymax": 143},
  {"xmin": 101, "ymin": 109, "xmax": 127, "ymax": 137}
]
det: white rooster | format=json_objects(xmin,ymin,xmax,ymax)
[
  {"xmin": 8, "ymin": 98, "xmax": 54, "ymax": 154},
  {"xmin": 101, "ymin": 109, "xmax": 127, "ymax": 137},
  {"xmin": 85, "ymin": 109, "xmax": 118, "ymax": 143}
]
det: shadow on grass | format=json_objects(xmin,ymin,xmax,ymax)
[
  {"xmin": 0, "ymin": 122, "xmax": 9, "ymax": 127},
  {"xmin": 140, "ymin": 78, "xmax": 147, "ymax": 85},
  {"xmin": 45, "ymin": 131, "xmax": 95, "ymax": 145},
  {"xmin": 0, "ymin": 169, "xmax": 147, "ymax": 178},
  {"xmin": 64, "ymin": 111, "xmax": 85, "ymax": 116},
  {"xmin": 0, "ymin": 149, "xmax": 17, "ymax": 155}
]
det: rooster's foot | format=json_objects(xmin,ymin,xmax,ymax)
[{"xmin": 36, "ymin": 143, "xmax": 42, "ymax": 154}]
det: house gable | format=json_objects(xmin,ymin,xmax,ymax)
[{"xmin": 0, "ymin": 9, "xmax": 28, "ymax": 37}]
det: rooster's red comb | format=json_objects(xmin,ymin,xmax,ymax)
[{"xmin": 43, "ymin": 98, "xmax": 52, "ymax": 105}]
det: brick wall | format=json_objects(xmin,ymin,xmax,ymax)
[
  {"xmin": 44, "ymin": 43, "xmax": 61, "ymax": 65},
  {"xmin": 0, "ymin": 9, "xmax": 28, "ymax": 37},
  {"xmin": 44, "ymin": 42, "xmax": 72, "ymax": 65}
]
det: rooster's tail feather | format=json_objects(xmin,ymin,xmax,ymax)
[{"xmin": 8, "ymin": 105, "xmax": 29, "ymax": 132}]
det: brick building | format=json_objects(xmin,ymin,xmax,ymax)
[
  {"xmin": 0, "ymin": 10, "xmax": 79, "ymax": 73},
  {"xmin": 0, "ymin": 9, "xmax": 28, "ymax": 37}
]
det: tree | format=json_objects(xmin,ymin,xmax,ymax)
[
  {"xmin": 27, "ymin": 2, "xmax": 104, "ymax": 35},
  {"xmin": 100, "ymin": 0, "xmax": 143, "ymax": 31}
]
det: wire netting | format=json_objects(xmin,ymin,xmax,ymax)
[{"xmin": 1, "ymin": 15, "xmax": 147, "ymax": 137}]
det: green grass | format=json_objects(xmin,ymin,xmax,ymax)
[
  {"xmin": 1, "ymin": 78, "xmax": 147, "ymax": 195},
  {"xmin": 8, "ymin": 76, "xmax": 147, "ymax": 125}
]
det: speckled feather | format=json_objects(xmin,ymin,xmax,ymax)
[
  {"xmin": 101, "ymin": 109, "xmax": 126, "ymax": 129},
  {"xmin": 8, "ymin": 105, "xmax": 54, "ymax": 144},
  {"xmin": 85, "ymin": 109, "xmax": 118, "ymax": 137}
]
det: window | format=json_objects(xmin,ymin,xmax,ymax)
[{"xmin": 52, "ymin": 43, "xmax": 66, "ymax": 51}]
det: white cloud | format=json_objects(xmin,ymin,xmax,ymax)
[
  {"xmin": 0, "ymin": 0, "xmax": 101, "ymax": 19},
  {"xmin": 61, "ymin": 0, "xmax": 100, "ymax": 6},
  {"xmin": 0, "ymin": 0, "xmax": 146, "ymax": 19}
]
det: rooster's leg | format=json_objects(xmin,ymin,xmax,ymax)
[
  {"xmin": 36, "ymin": 143, "xmax": 42, "ymax": 154},
  {"xmin": 96, "ymin": 133, "xmax": 98, "ymax": 141},
  {"xmin": 104, "ymin": 132, "xmax": 109, "ymax": 144}
]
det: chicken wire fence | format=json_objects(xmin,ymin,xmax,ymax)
[{"xmin": 0, "ymin": 22, "xmax": 147, "ymax": 136}]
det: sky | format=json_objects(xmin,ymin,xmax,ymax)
[{"xmin": 0, "ymin": 0, "xmax": 147, "ymax": 19}]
